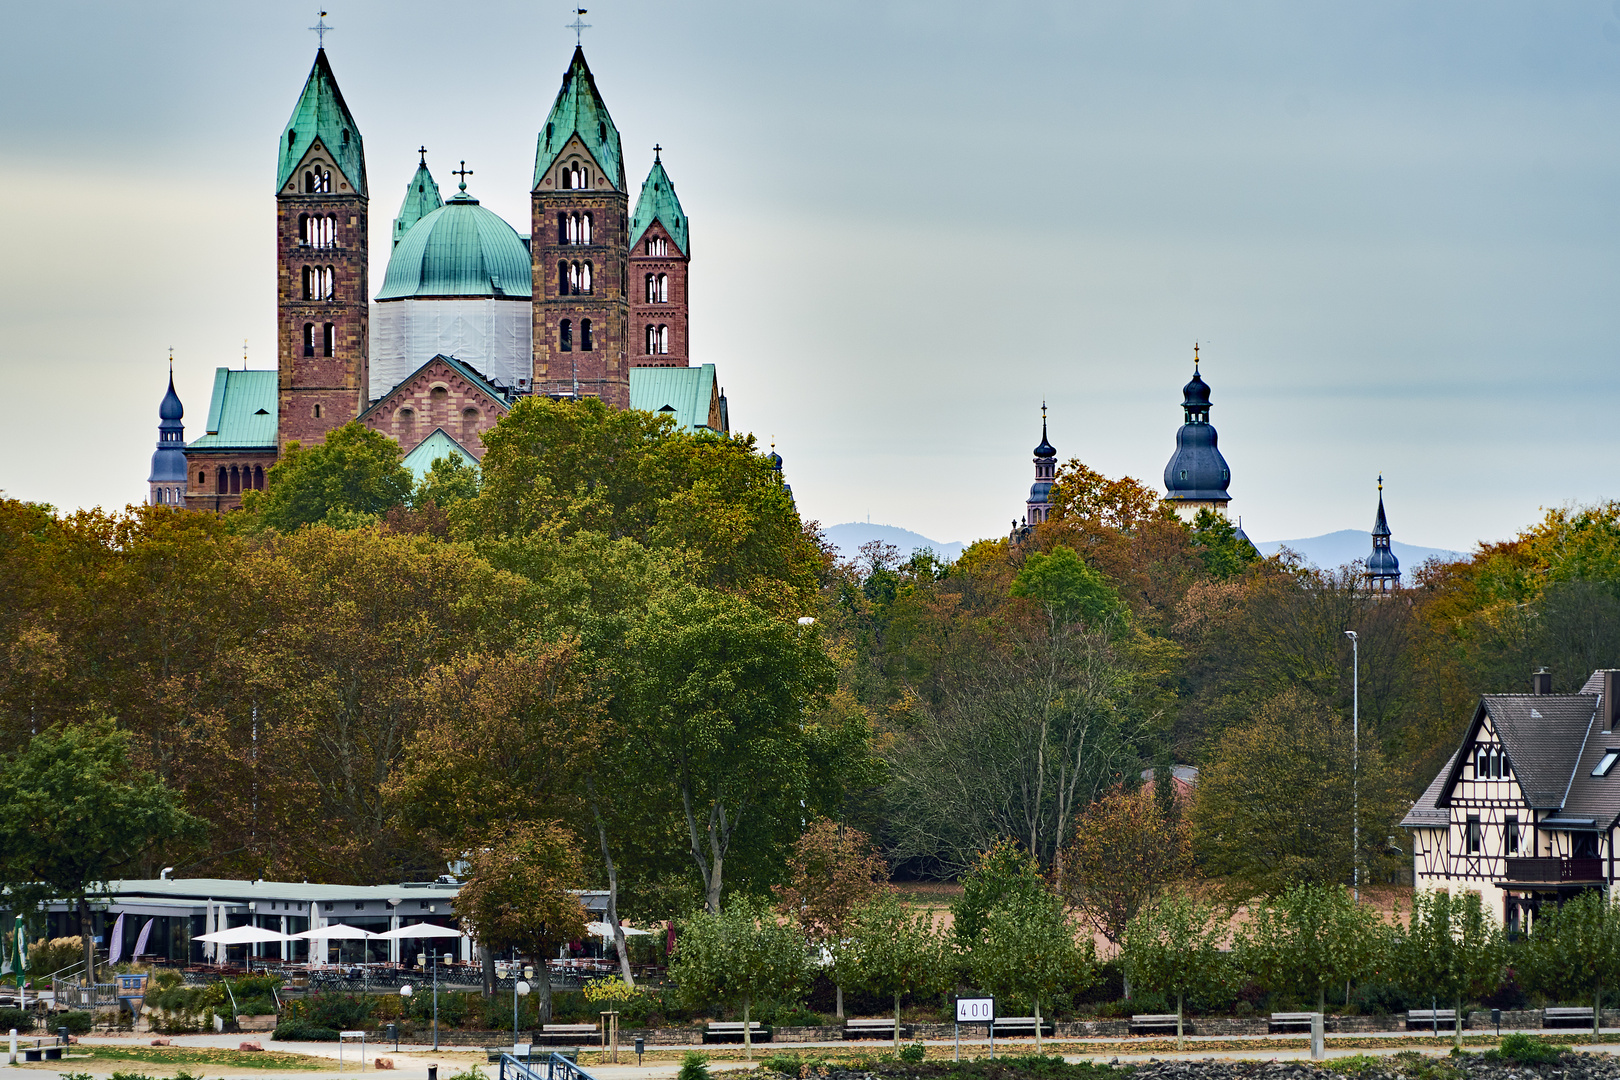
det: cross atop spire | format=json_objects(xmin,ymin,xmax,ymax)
[
  {"xmin": 309, "ymin": 10, "xmax": 332, "ymax": 48},
  {"xmin": 1193, "ymin": 342, "xmax": 1200, "ymax": 372},
  {"xmin": 168, "ymin": 347, "xmax": 173, "ymax": 372},
  {"xmin": 453, "ymin": 160, "xmax": 473, "ymax": 192},
  {"xmin": 568, "ymin": 8, "xmax": 591, "ymax": 45},
  {"xmin": 653, "ymin": 143, "xmax": 662, "ymax": 162},
  {"xmin": 418, "ymin": 145, "xmax": 428, "ymax": 165},
  {"xmin": 1378, "ymin": 473, "xmax": 1384, "ymax": 493}
]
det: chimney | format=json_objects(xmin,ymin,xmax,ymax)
[
  {"xmin": 1606, "ymin": 670, "xmax": 1620, "ymax": 730},
  {"xmin": 1532, "ymin": 668, "xmax": 1551, "ymax": 695}
]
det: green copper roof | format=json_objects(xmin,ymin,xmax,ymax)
[
  {"xmin": 401, "ymin": 427, "xmax": 477, "ymax": 480},
  {"xmin": 630, "ymin": 157, "xmax": 689, "ymax": 255},
  {"xmin": 187, "ymin": 369, "xmax": 278, "ymax": 451},
  {"xmin": 532, "ymin": 47, "xmax": 625, "ymax": 192},
  {"xmin": 393, "ymin": 159, "xmax": 442, "ymax": 247},
  {"xmin": 376, "ymin": 191, "xmax": 532, "ymax": 300},
  {"xmin": 277, "ymin": 49, "xmax": 367, "ymax": 197},
  {"xmin": 630, "ymin": 364, "xmax": 721, "ymax": 433}
]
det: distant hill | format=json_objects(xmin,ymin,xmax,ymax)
[
  {"xmin": 1254, "ymin": 529, "xmax": 1468, "ymax": 571},
  {"xmin": 823, "ymin": 523, "xmax": 966, "ymax": 565}
]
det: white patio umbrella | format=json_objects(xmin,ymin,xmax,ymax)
[
  {"xmin": 586, "ymin": 921, "xmax": 651, "ymax": 937},
  {"xmin": 194, "ymin": 925, "xmax": 292, "ymax": 945},
  {"xmin": 290, "ymin": 924, "xmax": 381, "ymax": 940},
  {"xmin": 374, "ymin": 923, "xmax": 463, "ymax": 940}
]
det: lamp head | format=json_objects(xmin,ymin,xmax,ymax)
[
  {"xmin": 1344, "ymin": 630, "xmax": 1358, "ymax": 641},
  {"xmin": 400, "ymin": 984, "xmax": 414, "ymax": 997}
]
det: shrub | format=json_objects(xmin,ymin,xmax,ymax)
[
  {"xmin": 28, "ymin": 938, "xmax": 84, "ymax": 979},
  {"xmin": 59, "ymin": 1011, "xmax": 94, "ymax": 1035},
  {"xmin": 446, "ymin": 1068, "xmax": 487, "ymax": 1080},
  {"xmin": 0, "ymin": 1007, "xmax": 36, "ymax": 1032},
  {"xmin": 1495, "ymin": 1033, "xmax": 1563, "ymax": 1065},
  {"xmin": 273, "ymin": 1018, "xmax": 339, "ymax": 1041},
  {"xmin": 305, "ymin": 992, "xmax": 374, "ymax": 1031},
  {"xmin": 677, "ymin": 1052, "xmax": 710, "ymax": 1080},
  {"xmin": 111, "ymin": 1071, "xmax": 156, "ymax": 1080},
  {"xmin": 1350, "ymin": 982, "xmax": 1413, "ymax": 1016},
  {"xmin": 898, "ymin": 1043, "xmax": 926, "ymax": 1063}
]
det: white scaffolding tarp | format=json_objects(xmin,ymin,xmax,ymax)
[{"xmin": 371, "ymin": 298, "xmax": 531, "ymax": 399}]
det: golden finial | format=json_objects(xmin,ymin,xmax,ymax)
[
  {"xmin": 1378, "ymin": 474, "xmax": 1384, "ymax": 493},
  {"xmin": 1193, "ymin": 342, "xmax": 1200, "ymax": 371},
  {"xmin": 243, "ymin": 339, "xmax": 249, "ymax": 370},
  {"xmin": 168, "ymin": 347, "xmax": 173, "ymax": 373}
]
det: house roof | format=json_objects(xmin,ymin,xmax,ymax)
[
  {"xmin": 1401, "ymin": 749, "xmax": 1459, "ymax": 828},
  {"xmin": 358, "ymin": 354, "xmax": 514, "ymax": 426},
  {"xmin": 277, "ymin": 49, "xmax": 367, "ymax": 197},
  {"xmin": 532, "ymin": 47, "xmax": 624, "ymax": 192},
  {"xmin": 630, "ymin": 364, "xmax": 719, "ymax": 432},
  {"xmin": 401, "ymin": 428, "xmax": 477, "ymax": 481},
  {"xmin": 630, "ymin": 157, "xmax": 688, "ymax": 255},
  {"xmin": 186, "ymin": 369, "xmax": 278, "ymax": 452}
]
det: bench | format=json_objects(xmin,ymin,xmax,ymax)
[
  {"xmin": 1543, "ymin": 1007, "xmax": 1595, "ymax": 1028},
  {"xmin": 1130, "ymin": 1014, "xmax": 1186, "ymax": 1035},
  {"xmin": 844, "ymin": 1018, "xmax": 911, "ymax": 1039},
  {"xmin": 1269, "ymin": 1012, "xmax": 1318, "ymax": 1033},
  {"xmin": 486, "ymin": 1044, "xmax": 534, "ymax": 1064},
  {"xmin": 992, "ymin": 1017, "xmax": 1054, "ymax": 1037},
  {"xmin": 1405, "ymin": 1009, "xmax": 1457, "ymax": 1030},
  {"xmin": 704, "ymin": 1021, "xmax": 771, "ymax": 1043},
  {"xmin": 533, "ymin": 1025, "xmax": 598, "ymax": 1047}
]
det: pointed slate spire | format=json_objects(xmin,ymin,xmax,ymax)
[
  {"xmin": 393, "ymin": 152, "xmax": 443, "ymax": 247},
  {"xmin": 277, "ymin": 49, "xmax": 368, "ymax": 196},
  {"xmin": 533, "ymin": 46, "xmax": 625, "ymax": 192},
  {"xmin": 149, "ymin": 366, "xmax": 188, "ymax": 494},
  {"xmin": 1368, "ymin": 476, "xmax": 1400, "ymax": 590},
  {"xmin": 631, "ymin": 154, "xmax": 689, "ymax": 255}
]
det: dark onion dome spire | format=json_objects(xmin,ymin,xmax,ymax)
[
  {"xmin": 1163, "ymin": 345, "xmax": 1232, "ymax": 517},
  {"xmin": 1025, "ymin": 403, "xmax": 1057, "ymax": 527},
  {"xmin": 148, "ymin": 362, "xmax": 188, "ymax": 506},
  {"xmin": 1368, "ymin": 476, "xmax": 1401, "ymax": 590}
]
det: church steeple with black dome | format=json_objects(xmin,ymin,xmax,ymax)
[
  {"xmin": 1162, "ymin": 345, "xmax": 1232, "ymax": 521},
  {"xmin": 148, "ymin": 358, "xmax": 187, "ymax": 507},
  {"xmin": 1026, "ymin": 403, "xmax": 1057, "ymax": 527},
  {"xmin": 1367, "ymin": 476, "xmax": 1400, "ymax": 591}
]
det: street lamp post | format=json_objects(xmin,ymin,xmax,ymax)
[
  {"xmin": 514, "ymin": 969, "xmax": 533, "ymax": 1044},
  {"xmin": 1344, "ymin": 629, "xmax": 1359, "ymax": 902}
]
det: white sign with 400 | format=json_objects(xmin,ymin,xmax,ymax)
[{"xmin": 955, "ymin": 997, "xmax": 995, "ymax": 1023}]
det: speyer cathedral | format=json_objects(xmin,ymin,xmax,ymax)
[{"xmin": 148, "ymin": 41, "xmax": 726, "ymax": 510}]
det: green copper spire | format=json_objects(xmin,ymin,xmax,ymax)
[
  {"xmin": 532, "ymin": 46, "xmax": 625, "ymax": 192},
  {"xmin": 630, "ymin": 153, "xmax": 689, "ymax": 256},
  {"xmin": 393, "ymin": 150, "xmax": 443, "ymax": 247},
  {"xmin": 277, "ymin": 49, "xmax": 368, "ymax": 197}
]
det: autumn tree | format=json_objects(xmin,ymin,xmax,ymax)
[
  {"xmin": 773, "ymin": 818, "xmax": 889, "ymax": 1016},
  {"xmin": 968, "ymin": 884, "xmax": 1094, "ymax": 1054},
  {"xmin": 1060, "ymin": 782, "xmax": 1193, "ymax": 967},
  {"xmin": 240, "ymin": 422, "xmax": 414, "ymax": 530},
  {"xmin": 455, "ymin": 821, "xmax": 589, "ymax": 1022}
]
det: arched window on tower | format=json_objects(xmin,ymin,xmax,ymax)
[
  {"xmin": 645, "ymin": 324, "xmax": 656, "ymax": 355},
  {"xmin": 580, "ymin": 262, "xmax": 592, "ymax": 294},
  {"xmin": 558, "ymin": 261, "xmax": 570, "ymax": 296},
  {"xmin": 557, "ymin": 213, "xmax": 568, "ymax": 244},
  {"xmin": 323, "ymin": 323, "xmax": 335, "ymax": 357},
  {"xmin": 646, "ymin": 237, "xmax": 667, "ymax": 257},
  {"xmin": 581, "ymin": 318, "xmax": 593, "ymax": 351},
  {"xmin": 216, "ymin": 467, "xmax": 226, "ymax": 492},
  {"xmin": 656, "ymin": 273, "xmax": 668, "ymax": 302},
  {"xmin": 398, "ymin": 407, "xmax": 415, "ymax": 441},
  {"xmin": 298, "ymin": 214, "xmax": 309, "ymax": 246},
  {"xmin": 229, "ymin": 466, "xmax": 241, "ymax": 495},
  {"xmin": 657, "ymin": 325, "xmax": 669, "ymax": 355},
  {"xmin": 254, "ymin": 466, "xmax": 265, "ymax": 490},
  {"xmin": 581, "ymin": 213, "xmax": 592, "ymax": 243},
  {"xmin": 321, "ymin": 266, "xmax": 335, "ymax": 300},
  {"xmin": 645, "ymin": 274, "xmax": 656, "ymax": 303},
  {"xmin": 303, "ymin": 323, "xmax": 316, "ymax": 357},
  {"xmin": 559, "ymin": 319, "xmax": 572, "ymax": 352},
  {"xmin": 302, "ymin": 265, "xmax": 314, "ymax": 300}
]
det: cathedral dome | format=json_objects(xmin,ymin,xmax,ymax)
[{"xmin": 377, "ymin": 191, "xmax": 532, "ymax": 301}]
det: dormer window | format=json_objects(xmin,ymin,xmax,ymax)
[{"xmin": 1594, "ymin": 749, "xmax": 1620, "ymax": 777}]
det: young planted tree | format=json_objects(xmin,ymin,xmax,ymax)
[
  {"xmin": 968, "ymin": 885, "xmax": 1095, "ymax": 1054},
  {"xmin": 670, "ymin": 897, "xmax": 810, "ymax": 1059},
  {"xmin": 1240, "ymin": 883, "xmax": 1385, "ymax": 1013},
  {"xmin": 454, "ymin": 821, "xmax": 589, "ymax": 1023},
  {"xmin": 949, "ymin": 841, "xmax": 1050, "ymax": 951},
  {"xmin": 845, "ymin": 892, "xmax": 953, "ymax": 1050},
  {"xmin": 773, "ymin": 817, "xmax": 890, "ymax": 1017},
  {"xmin": 1519, "ymin": 889, "xmax": 1620, "ymax": 1037},
  {"xmin": 1120, "ymin": 891, "xmax": 1231, "ymax": 1050},
  {"xmin": 1392, "ymin": 890, "xmax": 1505, "ymax": 1048}
]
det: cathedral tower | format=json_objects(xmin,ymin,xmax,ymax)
[
  {"xmin": 276, "ymin": 47, "xmax": 369, "ymax": 451},
  {"xmin": 1026, "ymin": 405, "xmax": 1057, "ymax": 526},
  {"xmin": 1162, "ymin": 346, "xmax": 1232, "ymax": 521},
  {"xmin": 1367, "ymin": 477, "xmax": 1401, "ymax": 591},
  {"xmin": 148, "ymin": 366, "xmax": 187, "ymax": 507},
  {"xmin": 629, "ymin": 150, "xmax": 691, "ymax": 367},
  {"xmin": 531, "ymin": 47, "xmax": 630, "ymax": 406}
]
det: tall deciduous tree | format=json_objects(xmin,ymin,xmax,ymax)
[
  {"xmin": 1120, "ymin": 891, "xmax": 1231, "ymax": 1050},
  {"xmin": 967, "ymin": 884, "xmax": 1094, "ymax": 1054},
  {"xmin": 846, "ymin": 892, "xmax": 953, "ymax": 1049},
  {"xmin": 773, "ymin": 818, "xmax": 889, "ymax": 1017},
  {"xmin": 0, "ymin": 720, "xmax": 204, "ymax": 979},
  {"xmin": 1519, "ymin": 889, "xmax": 1620, "ymax": 1037},
  {"xmin": 1240, "ymin": 883, "xmax": 1385, "ymax": 1013},
  {"xmin": 949, "ymin": 841, "xmax": 1050, "ymax": 952},
  {"xmin": 455, "ymin": 821, "xmax": 588, "ymax": 1023},
  {"xmin": 669, "ymin": 897, "xmax": 809, "ymax": 1059},
  {"xmin": 1392, "ymin": 890, "xmax": 1505, "ymax": 1049},
  {"xmin": 240, "ymin": 422, "xmax": 414, "ymax": 530}
]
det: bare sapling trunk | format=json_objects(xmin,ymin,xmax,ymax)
[
  {"xmin": 836, "ymin": 983, "xmax": 844, "ymax": 1019},
  {"xmin": 744, "ymin": 993, "xmax": 753, "ymax": 1060},
  {"xmin": 80, "ymin": 899, "xmax": 94, "ymax": 983},
  {"xmin": 1034, "ymin": 997, "xmax": 1043, "ymax": 1054},
  {"xmin": 1176, "ymin": 992, "xmax": 1184, "ymax": 1051},
  {"xmin": 1317, "ymin": 985, "xmax": 1325, "ymax": 1015},
  {"xmin": 894, "ymin": 990, "xmax": 903, "ymax": 1050},
  {"xmin": 588, "ymin": 778, "xmax": 636, "ymax": 986},
  {"xmin": 1454, "ymin": 995, "xmax": 1463, "ymax": 1049},
  {"xmin": 1596, "ymin": 989, "xmax": 1603, "ymax": 1038}
]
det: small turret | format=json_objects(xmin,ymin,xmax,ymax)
[
  {"xmin": 393, "ymin": 149, "xmax": 443, "ymax": 247},
  {"xmin": 1367, "ymin": 476, "xmax": 1400, "ymax": 591},
  {"xmin": 1026, "ymin": 403, "xmax": 1057, "ymax": 526},
  {"xmin": 148, "ymin": 361, "xmax": 188, "ymax": 507}
]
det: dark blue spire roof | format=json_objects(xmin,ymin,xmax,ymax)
[
  {"xmin": 1368, "ymin": 477, "xmax": 1400, "ymax": 578},
  {"xmin": 149, "ymin": 368, "xmax": 188, "ymax": 484},
  {"xmin": 1034, "ymin": 404, "xmax": 1056, "ymax": 458},
  {"xmin": 1163, "ymin": 350, "xmax": 1231, "ymax": 502},
  {"xmin": 159, "ymin": 370, "xmax": 183, "ymax": 420}
]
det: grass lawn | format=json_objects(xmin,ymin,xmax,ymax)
[{"xmin": 39, "ymin": 1045, "xmax": 335, "ymax": 1071}]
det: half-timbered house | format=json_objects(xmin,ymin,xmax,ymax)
[{"xmin": 1402, "ymin": 668, "xmax": 1620, "ymax": 931}]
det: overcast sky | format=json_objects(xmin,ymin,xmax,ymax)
[{"xmin": 3, "ymin": 1, "xmax": 1619, "ymax": 552}]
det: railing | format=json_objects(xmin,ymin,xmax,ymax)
[
  {"xmin": 500, "ymin": 1052, "xmax": 597, "ymax": 1080},
  {"xmin": 54, "ymin": 982, "xmax": 117, "ymax": 1009},
  {"xmin": 1503, "ymin": 856, "xmax": 1605, "ymax": 882}
]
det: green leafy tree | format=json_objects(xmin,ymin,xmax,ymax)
[
  {"xmin": 1010, "ymin": 546, "xmax": 1127, "ymax": 630},
  {"xmin": 1519, "ymin": 890, "xmax": 1620, "ymax": 1037},
  {"xmin": 0, "ymin": 720, "xmax": 204, "ymax": 979},
  {"xmin": 1120, "ymin": 891, "xmax": 1230, "ymax": 1050},
  {"xmin": 1392, "ymin": 890, "xmax": 1505, "ymax": 1048},
  {"xmin": 967, "ymin": 885, "xmax": 1095, "ymax": 1053},
  {"xmin": 1188, "ymin": 509, "xmax": 1258, "ymax": 579},
  {"xmin": 845, "ymin": 892, "xmax": 953, "ymax": 1049},
  {"xmin": 949, "ymin": 841, "xmax": 1049, "ymax": 951},
  {"xmin": 670, "ymin": 897, "xmax": 809, "ymax": 1059},
  {"xmin": 414, "ymin": 454, "xmax": 480, "ymax": 510},
  {"xmin": 454, "ymin": 821, "xmax": 588, "ymax": 1023},
  {"xmin": 1240, "ymin": 883, "xmax": 1385, "ymax": 1013},
  {"xmin": 241, "ymin": 422, "xmax": 413, "ymax": 530}
]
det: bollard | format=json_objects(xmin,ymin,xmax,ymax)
[
  {"xmin": 634, "ymin": 1035, "xmax": 645, "ymax": 1066},
  {"xmin": 428, "ymin": 1065, "xmax": 438, "ymax": 1080},
  {"xmin": 387, "ymin": 1024, "xmax": 398, "ymax": 1052},
  {"xmin": 9, "ymin": 1027, "xmax": 16, "ymax": 1066},
  {"xmin": 1492, "ymin": 1009, "xmax": 1501, "ymax": 1037},
  {"xmin": 1310, "ymin": 1012, "xmax": 1324, "ymax": 1061}
]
